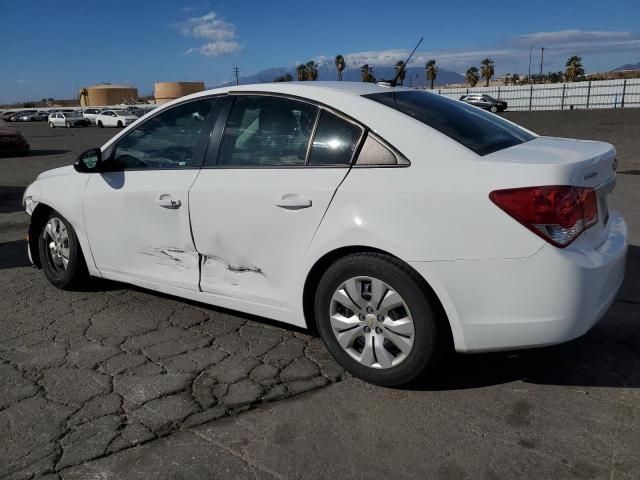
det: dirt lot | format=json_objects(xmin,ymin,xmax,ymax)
[{"xmin": 1, "ymin": 111, "xmax": 639, "ymax": 479}]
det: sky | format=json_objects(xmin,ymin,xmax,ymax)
[{"xmin": 1, "ymin": 0, "xmax": 639, "ymax": 103}]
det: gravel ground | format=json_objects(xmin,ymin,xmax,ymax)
[{"xmin": 1, "ymin": 111, "xmax": 638, "ymax": 479}]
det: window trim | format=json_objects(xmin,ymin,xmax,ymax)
[{"xmin": 103, "ymin": 95, "xmax": 223, "ymax": 172}]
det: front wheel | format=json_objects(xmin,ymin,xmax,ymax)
[
  {"xmin": 97, "ymin": 121, "xmax": 103, "ymax": 128},
  {"xmin": 315, "ymin": 253, "xmax": 445, "ymax": 386},
  {"xmin": 49, "ymin": 122, "xmax": 55, "ymax": 128},
  {"xmin": 66, "ymin": 122, "xmax": 71, "ymax": 128},
  {"xmin": 117, "ymin": 120, "xmax": 123, "ymax": 127},
  {"xmin": 38, "ymin": 212, "xmax": 88, "ymax": 290},
  {"xmin": 490, "ymin": 105, "xmax": 498, "ymax": 113}
]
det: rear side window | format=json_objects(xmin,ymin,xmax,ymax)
[
  {"xmin": 307, "ymin": 111, "xmax": 362, "ymax": 166},
  {"xmin": 364, "ymin": 91, "xmax": 533, "ymax": 156}
]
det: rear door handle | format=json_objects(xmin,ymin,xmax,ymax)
[
  {"xmin": 275, "ymin": 194, "xmax": 312, "ymax": 210},
  {"xmin": 156, "ymin": 194, "xmax": 182, "ymax": 209}
]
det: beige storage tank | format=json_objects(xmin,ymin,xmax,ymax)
[
  {"xmin": 154, "ymin": 81, "xmax": 205, "ymax": 104},
  {"xmin": 78, "ymin": 84, "xmax": 138, "ymax": 106}
]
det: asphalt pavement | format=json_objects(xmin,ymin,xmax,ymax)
[{"xmin": 1, "ymin": 110, "xmax": 638, "ymax": 479}]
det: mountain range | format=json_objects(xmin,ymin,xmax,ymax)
[
  {"xmin": 611, "ymin": 62, "xmax": 640, "ymax": 72},
  {"xmin": 218, "ymin": 64, "xmax": 465, "ymax": 88}
]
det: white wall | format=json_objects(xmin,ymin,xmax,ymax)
[{"xmin": 433, "ymin": 78, "xmax": 640, "ymax": 111}]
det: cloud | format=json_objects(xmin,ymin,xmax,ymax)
[
  {"xmin": 514, "ymin": 30, "xmax": 633, "ymax": 45},
  {"xmin": 313, "ymin": 29, "xmax": 640, "ymax": 74},
  {"xmin": 176, "ymin": 11, "xmax": 242, "ymax": 57},
  {"xmin": 187, "ymin": 41, "xmax": 242, "ymax": 57}
]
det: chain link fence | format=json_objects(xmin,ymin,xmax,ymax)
[{"xmin": 434, "ymin": 78, "xmax": 640, "ymax": 111}]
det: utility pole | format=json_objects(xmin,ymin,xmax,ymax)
[
  {"xmin": 539, "ymin": 47, "xmax": 545, "ymax": 83},
  {"xmin": 233, "ymin": 66, "xmax": 240, "ymax": 86},
  {"xmin": 528, "ymin": 45, "xmax": 533, "ymax": 84}
]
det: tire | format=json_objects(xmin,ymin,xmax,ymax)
[
  {"xmin": 98, "ymin": 121, "xmax": 103, "ymax": 128},
  {"xmin": 490, "ymin": 105, "xmax": 498, "ymax": 113},
  {"xmin": 38, "ymin": 211, "xmax": 88, "ymax": 290},
  {"xmin": 49, "ymin": 122, "xmax": 55, "ymax": 128},
  {"xmin": 66, "ymin": 122, "xmax": 71, "ymax": 128},
  {"xmin": 117, "ymin": 120, "xmax": 123, "ymax": 127},
  {"xmin": 314, "ymin": 252, "xmax": 445, "ymax": 387}
]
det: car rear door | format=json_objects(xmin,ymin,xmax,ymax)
[
  {"xmin": 189, "ymin": 94, "xmax": 364, "ymax": 309},
  {"xmin": 83, "ymin": 97, "xmax": 218, "ymax": 290}
]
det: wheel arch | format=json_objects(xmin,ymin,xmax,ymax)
[
  {"xmin": 302, "ymin": 245, "xmax": 455, "ymax": 349},
  {"xmin": 28, "ymin": 203, "xmax": 54, "ymax": 268}
]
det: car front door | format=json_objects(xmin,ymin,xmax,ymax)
[
  {"xmin": 83, "ymin": 97, "xmax": 218, "ymax": 290},
  {"xmin": 189, "ymin": 94, "xmax": 364, "ymax": 310}
]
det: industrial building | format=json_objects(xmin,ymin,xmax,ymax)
[
  {"xmin": 154, "ymin": 81, "xmax": 205, "ymax": 104},
  {"xmin": 78, "ymin": 84, "xmax": 139, "ymax": 106}
]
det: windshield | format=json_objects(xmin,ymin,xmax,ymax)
[{"xmin": 364, "ymin": 91, "xmax": 533, "ymax": 156}]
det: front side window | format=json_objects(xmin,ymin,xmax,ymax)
[
  {"xmin": 364, "ymin": 91, "xmax": 533, "ymax": 156},
  {"xmin": 307, "ymin": 111, "xmax": 363, "ymax": 166},
  {"xmin": 111, "ymin": 98, "xmax": 215, "ymax": 170},
  {"xmin": 218, "ymin": 95, "xmax": 317, "ymax": 167}
]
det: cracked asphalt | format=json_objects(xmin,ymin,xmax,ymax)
[{"xmin": 1, "ymin": 110, "xmax": 639, "ymax": 479}]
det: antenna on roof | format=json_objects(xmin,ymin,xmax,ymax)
[{"xmin": 390, "ymin": 37, "xmax": 423, "ymax": 87}]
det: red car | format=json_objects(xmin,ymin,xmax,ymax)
[{"xmin": 0, "ymin": 121, "xmax": 30, "ymax": 156}]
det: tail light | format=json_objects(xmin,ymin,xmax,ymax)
[{"xmin": 489, "ymin": 186, "xmax": 598, "ymax": 247}]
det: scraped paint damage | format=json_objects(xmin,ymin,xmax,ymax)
[
  {"xmin": 140, "ymin": 247, "xmax": 199, "ymax": 271},
  {"xmin": 202, "ymin": 254, "xmax": 266, "ymax": 277}
]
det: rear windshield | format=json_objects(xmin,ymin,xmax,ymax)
[{"xmin": 363, "ymin": 91, "xmax": 534, "ymax": 156}]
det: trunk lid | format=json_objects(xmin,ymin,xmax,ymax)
[{"xmin": 486, "ymin": 136, "xmax": 617, "ymax": 249}]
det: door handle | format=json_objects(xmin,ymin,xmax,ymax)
[
  {"xmin": 156, "ymin": 194, "xmax": 182, "ymax": 209},
  {"xmin": 275, "ymin": 194, "xmax": 312, "ymax": 210}
]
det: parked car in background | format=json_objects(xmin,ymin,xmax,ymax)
[
  {"xmin": 459, "ymin": 94, "xmax": 508, "ymax": 112},
  {"xmin": 82, "ymin": 108, "xmax": 105, "ymax": 125},
  {"xmin": 1, "ymin": 111, "xmax": 18, "ymax": 121},
  {"xmin": 23, "ymin": 82, "xmax": 626, "ymax": 387},
  {"xmin": 9, "ymin": 110, "xmax": 38, "ymax": 121},
  {"xmin": 0, "ymin": 119, "xmax": 29, "ymax": 156},
  {"xmin": 95, "ymin": 110, "xmax": 138, "ymax": 128},
  {"xmin": 17, "ymin": 111, "xmax": 50, "ymax": 122},
  {"xmin": 48, "ymin": 111, "xmax": 91, "ymax": 128}
]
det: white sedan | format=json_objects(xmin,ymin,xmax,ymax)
[
  {"xmin": 22, "ymin": 82, "xmax": 627, "ymax": 386},
  {"xmin": 95, "ymin": 109, "xmax": 138, "ymax": 128}
]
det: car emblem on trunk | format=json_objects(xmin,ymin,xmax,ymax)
[{"xmin": 584, "ymin": 171, "xmax": 598, "ymax": 181}]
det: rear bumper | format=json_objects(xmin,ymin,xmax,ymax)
[{"xmin": 410, "ymin": 211, "xmax": 627, "ymax": 352}]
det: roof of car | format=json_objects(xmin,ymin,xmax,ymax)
[{"xmin": 209, "ymin": 81, "xmax": 413, "ymax": 97}]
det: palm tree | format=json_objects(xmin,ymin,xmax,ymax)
[
  {"xmin": 565, "ymin": 56, "xmax": 584, "ymax": 82},
  {"xmin": 425, "ymin": 60, "xmax": 437, "ymax": 89},
  {"xmin": 466, "ymin": 67, "xmax": 479, "ymax": 87},
  {"xmin": 360, "ymin": 64, "xmax": 375, "ymax": 83},
  {"xmin": 296, "ymin": 64, "xmax": 307, "ymax": 81},
  {"xmin": 394, "ymin": 60, "xmax": 406, "ymax": 86},
  {"xmin": 305, "ymin": 61, "xmax": 318, "ymax": 81},
  {"xmin": 335, "ymin": 55, "xmax": 346, "ymax": 81},
  {"xmin": 480, "ymin": 58, "xmax": 495, "ymax": 87}
]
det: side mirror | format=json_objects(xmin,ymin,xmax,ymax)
[{"xmin": 74, "ymin": 148, "xmax": 102, "ymax": 173}]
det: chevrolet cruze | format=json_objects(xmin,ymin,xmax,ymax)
[{"xmin": 23, "ymin": 82, "xmax": 627, "ymax": 386}]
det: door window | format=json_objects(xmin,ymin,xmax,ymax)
[
  {"xmin": 307, "ymin": 110, "xmax": 363, "ymax": 166},
  {"xmin": 111, "ymin": 98, "xmax": 215, "ymax": 170},
  {"xmin": 218, "ymin": 95, "xmax": 318, "ymax": 167}
]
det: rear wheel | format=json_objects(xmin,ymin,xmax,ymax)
[
  {"xmin": 490, "ymin": 105, "xmax": 498, "ymax": 113},
  {"xmin": 49, "ymin": 121, "xmax": 54, "ymax": 128},
  {"xmin": 98, "ymin": 120, "xmax": 103, "ymax": 128},
  {"xmin": 66, "ymin": 122, "xmax": 71, "ymax": 128},
  {"xmin": 315, "ymin": 253, "xmax": 444, "ymax": 386},
  {"xmin": 38, "ymin": 212, "xmax": 88, "ymax": 290}
]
